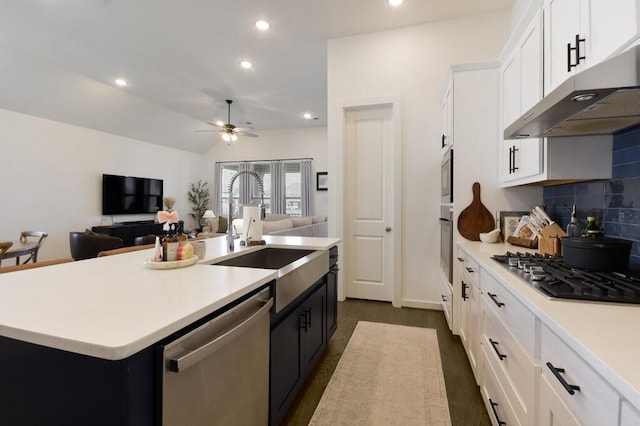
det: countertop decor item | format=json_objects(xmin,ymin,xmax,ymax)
[
  {"xmin": 457, "ymin": 182, "xmax": 494, "ymax": 241},
  {"xmin": 145, "ymin": 255, "xmax": 197, "ymax": 270},
  {"xmin": 479, "ymin": 229, "xmax": 500, "ymax": 243}
]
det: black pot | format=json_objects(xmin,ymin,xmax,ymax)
[{"xmin": 561, "ymin": 237, "xmax": 632, "ymax": 271}]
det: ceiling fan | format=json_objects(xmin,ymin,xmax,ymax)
[{"xmin": 198, "ymin": 99, "xmax": 258, "ymax": 143}]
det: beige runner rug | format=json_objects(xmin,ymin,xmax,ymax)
[{"xmin": 309, "ymin": 321, "xmax": 452, "ymax": 426}]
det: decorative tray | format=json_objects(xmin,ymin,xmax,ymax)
[{"xmin": 145, "ymin": 256, "xmax": 198, "ymax": 270}]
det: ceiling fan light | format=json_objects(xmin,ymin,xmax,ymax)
[
  {"xmin": 255, "ymin": 20, "xmax": 270, "ymax": 31},
  {"xmin": 221, "ymin": 132, "xmax": 231, "ymax": 142},
  {"xmin": 230, "ymin": 133, "xmax": 238, "ymax": 142}
]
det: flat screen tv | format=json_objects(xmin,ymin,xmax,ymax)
[{"xmin": 102, "ymin": 174, "xmax": 163, "ymax": 215}]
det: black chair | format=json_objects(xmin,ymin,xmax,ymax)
[
  {"xmin": 69, "ymin": 232, "xmax": 123, "ymax": 261},
  {"xmin": 134, "ymin": 235, "xmax": 157, "ymax": 246}
]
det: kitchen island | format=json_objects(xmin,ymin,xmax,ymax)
[
  {"xmin": 0, "ymin": 235, "xmax": 340, "ymax": 425},
  {"xmin": 458, "ymin": 240, "xmax": 640, "ymax": 425}
]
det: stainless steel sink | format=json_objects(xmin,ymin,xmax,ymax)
[{"xmin": 212, "ymin": 248, "xmax": 329, "ymax": 312}]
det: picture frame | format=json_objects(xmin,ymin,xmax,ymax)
[
  {"xmin": 499, "ymin": 211, "xmax": 528, "ymax": 240},
  {"xmin": 316, "ymin": 172, "xmax": 328, "ymax": 191}
]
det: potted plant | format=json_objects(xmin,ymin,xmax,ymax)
[{"xmin": 187, "ymin": 180, "xmax": 210, "ymax": 230}]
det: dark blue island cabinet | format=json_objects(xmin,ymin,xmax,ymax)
[
  {"xmin": 269, "ymin": 246, "xmax": 338, "ymax": 426},
  {"xmin": 0, "ymin": 336, "xmax": 156, "ymax": 426}
]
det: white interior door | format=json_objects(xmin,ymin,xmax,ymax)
[{"xmin": 344, "ymin": 104, "xmax": 395, "ymax": 302}]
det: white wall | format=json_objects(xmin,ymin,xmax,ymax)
[
  {"xmin": 328, "ymin": 12, "xmax": 513, "ymax": 307},
  {"xmin": 202, "ymin": 126, "xmax": 329, "ymax": 218},
  {"xmin": 0, "ymin": 108, "xmax": 207, "ymax": 263}
]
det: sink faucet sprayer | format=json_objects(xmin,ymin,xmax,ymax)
[{"xmin": 227, "ymin": 170, "xmax": 265, "ymax": 251}]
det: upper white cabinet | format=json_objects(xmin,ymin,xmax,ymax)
[
  {"xmin": 501, "ymin": 9, "xmax": 545, "ymax": 185},
  {"xmin": 500, "ymin": 3, "xmax": 619, "ymax": 187},
  {"xmin": 441, "ymin": 78, "xmax": 454, "ymax": 155},
  {"xmin": 544, "ymin": 0, "xmax": 640, "ymax": 96}
]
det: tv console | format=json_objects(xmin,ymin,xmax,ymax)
[{"xmin": 92, "ymin": 222, "xmax": 165, "ymax": 247}]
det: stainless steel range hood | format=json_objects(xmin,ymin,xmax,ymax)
[{"xmin": 504, "ymin": 45, "xmax": 640, "ymax": 139}]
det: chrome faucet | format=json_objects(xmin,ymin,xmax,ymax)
[{"xmin": 227, "ymin": 170, "xmax": 265, "ymax": 251}]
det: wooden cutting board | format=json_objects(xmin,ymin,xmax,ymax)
[{"xmin": 457, "ymin": 182, "xmax": 495, "ymax": 241}]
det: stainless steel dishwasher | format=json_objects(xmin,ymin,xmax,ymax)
[{"xmin": 161, "ymin": 286, "xmax": 273, "ymax": 426}]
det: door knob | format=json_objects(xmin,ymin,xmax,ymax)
[{"xmin": 385, "ymin": 227, "xmax": 392, "ymax": 232}]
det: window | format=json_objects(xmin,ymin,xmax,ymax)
[
  {"xmin": 214, "ymin": 159, "xmax": 313, "ymax": 218},
  {"xmin": 219, "ymin": 163, "xmax": 240, "ymax": 217},
  {"xmin": 283, "ymin": 161, "xmax": 301, "ymax": 216},
  {"xmin": 251, "ymin": 162, "xmax": 272, "ymax": 214}
]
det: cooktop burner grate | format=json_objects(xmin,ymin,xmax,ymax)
[{"xmin": 492, "ymin": 252, "xmax": 640, "ymax": 304}]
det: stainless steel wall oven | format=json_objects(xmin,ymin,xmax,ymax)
[{"xmin": 439, "ymin": 205, "xmax": 453, "ymax": 284}]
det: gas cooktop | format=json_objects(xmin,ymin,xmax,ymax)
[{"xmin": 492, "ymin": 252, "xmax": 640, "ymax": 304}]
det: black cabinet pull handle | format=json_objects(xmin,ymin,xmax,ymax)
[
  {"xmin": 466, "ymin": 267, "xmax": 474, "ymax": 273},
  {"xmin": 567, "ymin": 34, "xmax": 586, "ymax": 71},
  {"xmin": 547, "ymin": 362, "xmax": 581, "ymax": 395},
  {"xmin": 487, "ymin": 292, "xmax": 504, "ymax": 307},
  {"xmin": 306, "ymin": 308, "xmax": 312, "ymax": 329},
  {"xmin": 457, "ymin": 257, "xmax": 464, "ymax": 262},
  {"xmin": 299, "ymin": 312, "xmax": 308, "ymax": 331},
  {"xmin": 442, "ymin": 134, "xmax": 446, "ymax": 148},
  {"xmin": 462, "ymin": 281, "xmax": 469, "ymax": 301},
  {"xmin": 512, "ymin": 146, "xmax": 519, "ymax": 172},
  {"xmin": 489, "ymin": 399, "xmax": 506, "ymax": 426},
  {"xmin": 489, "ymin": 338, "xmax": 507, "ymax": 360}
]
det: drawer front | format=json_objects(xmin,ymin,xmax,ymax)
[
  {"xmin": 483, "ymin": 302, "xmax": 537, "ymax": 425},
  {"xmin": 439, "ymin": 274, "xmax": 453, "ymax": 329},
  {"xmin": 538, "ymin": 373, "xmax": 581, "ymax": 426},
  {"xmin": 457, "ymin": 248, "xmax": 479, "ymax": 287},
  {"xmin": 481, "ymin": 268, "xmax": 535, "ymax": 355},
  {"xmin": 621, "ymin": 401, "xmax": 640, "ymax": 426},
  {"xmin": 540, "ymin": 324, "xmax": 618, "ymax": 426},
  {"xmin": 481, "ymin": 344, "xmax": 522, "ymax": 426}
]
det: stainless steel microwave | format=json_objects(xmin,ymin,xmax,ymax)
[{"xmin": 441, "ymin": 148, "xmax": 453, "ymax": 204}]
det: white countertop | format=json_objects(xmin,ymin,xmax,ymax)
[
  {"xmin": 459, "ymin": 240, "xmax": 640, "ymax": 409},
  {"xmin": 0, "ymin": 235, "xmax": 340, "ymax": 361}
]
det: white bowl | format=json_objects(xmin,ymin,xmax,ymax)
[{"xmin": 479, "ymin": 231, "xmax": 500, "ymax": 243}]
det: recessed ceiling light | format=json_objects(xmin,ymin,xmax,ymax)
[
  {"xmin": 303, "ymin": 113, "xmax": 318, "ymax": 120},
  {"xmin": 114, "ymin": 78, "xmax": 128, "ymax": 87},
  {"xmin": 240, "ymin": 60, "xmax": 253, "ymax": 69},
  {"xmin": 255, "ymin": 20, "xmax": 270, "ymax": 31},
  {"xmin": 389, "ymin": 0, "xmax": 404, "ymax": 6}
]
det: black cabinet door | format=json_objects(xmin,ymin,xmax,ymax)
[
  {"xmin": 270, "ymin": 307, "xmax": 304, "ymax": 426},
  {"xmin": 303, "ymin": 283, "xmax": 326, "ymax": 372},
  {"xmin": 326, "ymin": 269, "xmax": 338, "ymax": 339}
]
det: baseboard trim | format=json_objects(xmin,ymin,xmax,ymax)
[{"xmin": 401, "ymin": 299, "xmax": 443, "ymax": 310}]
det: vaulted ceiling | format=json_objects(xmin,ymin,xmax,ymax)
[{"xmin": 0, "ymin": 0, "xmax": 514, "ymax": 153}]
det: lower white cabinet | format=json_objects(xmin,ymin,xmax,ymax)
[
  {"xmin": 458, "ymin": 247, "xmax": 481, "ymax": 383},
  {"xmin": 459, "ymin": 243, "xmax": 640, "ymax": 426},
  {"xmin": 481, "ymin": 343, "xmax": 522, "ymax": 426},
  {"xmin": 439, "ymin": 272, "xmax": 453, "ymax": 330},
  {"xmin": 540, "ymin": 324, "xmax": 619, "ymax": 426},
  {"xmin": 621, "ymin": 401, "xmax": 640, "ymax": 426},
  {"xmin": 538, "ymin": 373, "xmax": 581, "ymax": 426}
]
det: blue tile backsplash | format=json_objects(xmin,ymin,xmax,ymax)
[{"xmin": 543, "ymin": 126, "xmax": 640, "ymax": 271}]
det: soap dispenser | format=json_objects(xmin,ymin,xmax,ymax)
[{"xmin": 566, "ymin": 205, "xmax": 581, "ymax": 237}]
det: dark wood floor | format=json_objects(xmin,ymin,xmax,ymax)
[{"xmin": 280, "ymin": 298, "xmax": 490, "ymax": 426}]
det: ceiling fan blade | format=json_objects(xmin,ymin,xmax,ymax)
[
  {"xmin": 234, "ymin": 126, "xmax": 254, "ymax": 132},
  {"xmin": 237, "ymin": 131, "xmax": 259, "ymax": 138},
  {"xmin": 196, "ymin": 129, "xmax": 217, "ymax": 132},
  {"xmin": 206, "ymin": 121, "xmax": 226, "ymax": 129}
]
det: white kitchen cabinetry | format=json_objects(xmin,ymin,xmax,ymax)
[
  {"xmin": 457, "ymin": 247, "xmax": 482, "ymax": 384},
  {"xmin": 441, "ymin": 80, "xmax": 454, "ymax": 155},
  {"xmin": 501, "ymin": 9, "xmax": 544, "ymax": 185},
  {"xmin": 481, "ymin": 268, "xmax": 537, "ymax": 426},
  {"xmin": 500, "ymin": 5, "xmax": 613, "ymax": 187},
  {"xmin": 439, "ymin": 271, "xmax": 453, "ymax": 330},
  {"xmin": 621, "ymin": 401, "xmax": 640, "ymax": 426},
  {"xmin": 544, "ymin": 0, "xmax": 640, "ymax": 96},
  {"xmin": 540, "ymin": 324, "xmax": 619, "ymax": 426},
  {"xmin": 458, "ymin": 242, "xmax": 640, "ymax": 426}
]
